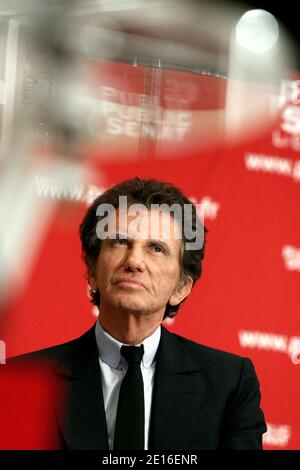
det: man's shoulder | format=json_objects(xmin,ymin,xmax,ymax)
[
  {"xmin": 168, "ymin": 327, "xmax": 243, "ymax": 361},
  {"xmin": 165, "ymin": 327, "xmax": 253, "ymax": 380}
]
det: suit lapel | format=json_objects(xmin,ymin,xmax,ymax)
[
  {"xmin": 53, "ymin": 325, "xmax": 109, "ymax": 450},
  {"xmin": 52, "ymin": 323, "xmax": 206, "ymax": 450},
  {"xmin": 148, "ymin": 325, "xmax": 206, "ymax": 450}
]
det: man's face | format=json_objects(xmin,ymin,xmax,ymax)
[{"xmin": 89, "ymin": 207, "xmax": 193, "ymax": 318}]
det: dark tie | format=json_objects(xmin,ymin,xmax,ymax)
[{"xmin": 113, "ymin": 344, "xmax": 145, "ymax": 450}]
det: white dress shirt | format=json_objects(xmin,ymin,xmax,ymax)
[{"xmin": 95, "ymin": 320, "xmax": 161, "ymax": 450}]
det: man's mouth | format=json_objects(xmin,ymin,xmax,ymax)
[{"xmin": 114, "ymin": 278, "xmax": 146, "ymax": 289}]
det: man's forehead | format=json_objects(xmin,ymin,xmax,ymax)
[{"xmin": 112, "ymin": 207, "xmax": 182, "ymax": 240}]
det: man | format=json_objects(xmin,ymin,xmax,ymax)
[{"xmin": 6, "ymin": 177, "xmax": 267, "ymax": 449}]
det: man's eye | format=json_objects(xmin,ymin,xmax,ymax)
[
  {"xmin": 110, "ymin": 238, "xmax": 128, "ymax": 246},
  {"xmin": 152, "ymin": 244, "xmax": 164, "ymax": 253},
  {"xmin": 117, "ymin": 239, "xmax": 128, "ymax": 245}
]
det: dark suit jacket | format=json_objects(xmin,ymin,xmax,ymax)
[{"xmin": 7, "ymin": 323, "xmax": 267, "ymax": 450}]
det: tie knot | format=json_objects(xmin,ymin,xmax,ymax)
[{"xmin": 120, "ymin": 344, "xmax": 144, "ymax": 365}]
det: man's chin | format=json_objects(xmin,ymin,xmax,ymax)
[
  {"xmin": 116, "ymin": 305, "xmax": 149, "ymax": 315},
  {"xmin": 110, "ymin": 301, "xmax": 156, "ymax": 316}
]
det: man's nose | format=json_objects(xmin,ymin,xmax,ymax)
[{"xmin": 123, "ymin": 244, "xmax": 145, "ymax": 272}]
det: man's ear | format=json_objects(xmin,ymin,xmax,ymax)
[
  {"xmin": 87, "ymin": 265, "xmax": 97, "ymax": 291},
  {"xmin": 169, "ymin": 275, "xmax": 193, "ymax": 307}
]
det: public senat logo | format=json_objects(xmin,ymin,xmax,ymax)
[
  {"xmin": 263, "ymin": 422, "xmax": 292, "ymax": 448},
  {"xmin": 239, "ymin": 330, "xmax": 300, "ymax": 365},
  {"xmin": 93, "ymin": 85, "xmax": 192, "ymax": 142},
  {"xmin": 271, "ymin": 79, "xmax": 300, "ymax": 152},
  {"xmin": 282, "ymin": 245, "xmax": 300, "ymax": 271}
]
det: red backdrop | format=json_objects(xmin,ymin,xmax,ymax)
[{"xmin": 1, "ymin": 61, "xmax": 299, "ymax": 450}]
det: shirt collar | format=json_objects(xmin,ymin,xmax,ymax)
[{"xmin": 95, "ymin": 319, "xmax": 161, "ymax": 369}]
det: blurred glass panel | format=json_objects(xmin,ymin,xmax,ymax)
[{"xmin": 0, "ymin": 0, "xmax": 297, "ymax": 309}]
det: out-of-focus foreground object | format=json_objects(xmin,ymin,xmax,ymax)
[{"xmin": 0, "ymin": 0, "xmax": 297, "ymax": 310}]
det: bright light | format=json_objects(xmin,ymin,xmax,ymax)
[{"xmin": 235, "ymin": 9, "xmax": 279, "ymax": 53}]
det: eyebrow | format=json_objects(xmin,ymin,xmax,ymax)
[{"xmin": 108, "ymin": 232, "xmax": 172, "ymax": 255}]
